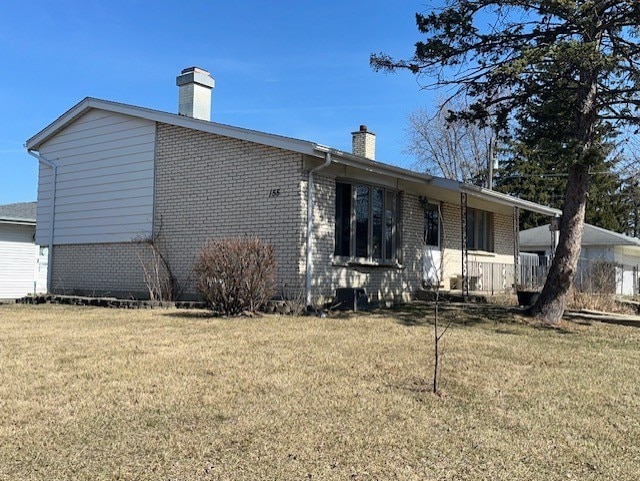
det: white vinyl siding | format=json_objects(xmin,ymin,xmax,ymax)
[
  {"xmin": 36, "ymin": 109, "xmax": 155, "ymax": 245},
  {"xmin": 0, "ymin": 223, "xmax": 38, "ymax": 299}
]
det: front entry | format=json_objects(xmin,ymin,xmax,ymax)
[{"xmin": 422, "ymin": 202, "xmax": 441, "ymax": 287}]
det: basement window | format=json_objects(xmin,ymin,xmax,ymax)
[{"xmin": 334, "ymin": 181, "xmax": 401, "ymax": 263}]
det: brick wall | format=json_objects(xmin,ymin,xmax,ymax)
[
  {"xmin": 352, "ymin": 129, "xmax": 376, "ymax": 159},
  {"xmin": 51, "ymin": 242, "xmax": 150, "ymax": 298},
  {"xmin": 154, "ymin": 123, "xmax": 307, "ymax": 299}
]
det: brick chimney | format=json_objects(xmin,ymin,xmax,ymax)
[
  {"xmin": 352, "ymin": 125, "xmax": 375, "ymax": 160},
  {"xmin": 176, "ymin": 67, "xmax": 215, "ymax": 121}
]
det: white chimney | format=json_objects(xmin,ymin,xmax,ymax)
[
  {"xmin": 176, "ymin": 67, "xmax": 215, "ymax": 121},
  {"xmin": 352, "ymin": 125, "xmax": 375, "ymax": 160}
]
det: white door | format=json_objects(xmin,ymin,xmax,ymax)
[{"xmin": 424, "ymin": 247, "xmax": 442, "ymax": 286}]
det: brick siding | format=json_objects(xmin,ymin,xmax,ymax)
[
  {"xmin": 153, "ymin": 123, "xmax": 307, "ymax": 299},
  {"xmin": 51, "ymin": 242, "xmax": 150, "ymax": 298}
]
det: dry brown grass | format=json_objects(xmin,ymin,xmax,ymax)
[
  {"xmin": 1, "ymin": 303, "xmax": 640, "ymax": 480},
  {"xmin": 567, "ymin": 289, "xmax": 635, "ymax": 314}
]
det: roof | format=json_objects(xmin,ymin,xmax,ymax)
[
  {"xmin": 520, "ymin": 223, "xmax": 640, "ymax": 248},
  {"xmin": 26, "ymin": 97, "xmax": 562, "ymax": 217},
  {"xmin": 0, "ymin": 202, "xmax": 37, "ymax": 224}
]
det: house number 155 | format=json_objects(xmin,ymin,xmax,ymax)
[{"xmin": 269, "ymin": 189, "xmax": 280, "ymax": 198}]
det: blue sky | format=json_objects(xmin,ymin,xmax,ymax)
[{"xmin": 0, "ymin": 1, "xmax": 441, "ymax": 204}]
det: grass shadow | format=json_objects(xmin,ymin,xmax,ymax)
[
  {"xmin": 387, "ymin": 302, "xmax": 582, "ymax": 335},
  {"xmin": 386, "ymin": 302, "xmax": 506, "ymax": 328},
  {"xmin": 161, "ymin": 309, "xmax": 217, "ymax": 320}
]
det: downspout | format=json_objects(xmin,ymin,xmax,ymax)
[
  {"xmin": 27, "ymin": 149, "xmax": 57, "ymax": 294},
  {"xmin": 306, "ymin": 150, "xmax": 332, "ymax": 307}
]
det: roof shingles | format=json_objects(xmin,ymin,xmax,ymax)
[{"xmin": 0, "ymin": 202, "xmax": 37, "ymax": 223}]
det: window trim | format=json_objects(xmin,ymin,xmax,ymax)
[{"xmin": 334, "ymin": 179, "xmax": 401, "ymax": 265}]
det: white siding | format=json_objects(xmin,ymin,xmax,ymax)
[
  {"xmin": 36, "ymin": 109, "xmax": 155, "ymax": 245},
  {"xmin": 36, "ymin": 246, "xmax": 48, "ymax": 293},
  {"xmin": 0, "ymin": 223, "xmax": 38, "ymax": 299}
]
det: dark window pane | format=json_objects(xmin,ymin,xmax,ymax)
[
  {"xmin": 466, "ymin": 208, "xmax": 493, "ymax": 251},
  {"xmin": 385, "ymin": 191, "xmax": 396, "ymax": 260},
  {"xmin": 485, "ymin": 212, "xmax": 493, "ymax": 251},
  {"xmin": 355, "ymin": 185, "xmax": 369, "ymax": 257},
  {"xmin": 424, "ymin": 204, "xmax": 439, "ymax": 246},
  {"xmin": 372, "ymin": 187, "xmax": 383, "ymax": 259},
  {"xmin": 334, "ymin": 182, "xmax": 351, "ymax": 256},
  {"xmin": 477, "ymin": 210, "xmax": 486, "ymax": 250}
]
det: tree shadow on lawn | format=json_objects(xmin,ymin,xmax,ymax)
[
  {"xmin": 161, "ymin": 309, "xmax": 217, "ymax": 320},
  {"xmin": 387, "ymin": 302, "xmax": 576, "ymax": 334},
  {"xmin": 385, "ymin": 302, "xmax": 506, "ymax": 328}
]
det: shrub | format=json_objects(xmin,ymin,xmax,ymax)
[
  {"xmin": 136, "ymin": 240, "xmax": 174, "ymax": 302},
  {"xmin": 194, "ymin": 236, "xmax": 276, "ymax": 315}
]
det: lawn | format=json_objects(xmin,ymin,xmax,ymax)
[{"xmin": 1, "ymin": 303, "xmax": 639, "ymax": 480}]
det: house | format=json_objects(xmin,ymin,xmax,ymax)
[
  {"xmin": 26, "ymin": 67, "xmax": 561, "ymax": 305},
  {"xmin": 520, "ymin": 223, "xmax": 640, "ymax": 296},
  {"xmin": 0, "ymin": 202, "xmax": 48, "ymax": 299}
]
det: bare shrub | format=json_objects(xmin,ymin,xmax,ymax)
[
  {"xmin": 137, "ymin": 241, "xmax": 174, "ymax": 302},
  {"xmin": 278, "ymin": 282, "xmax": 307, "ymax": 316},
  {"xmin": 194, "ymin": 237, "xmax": 276, "ymax": 315},
  {"xmin": 576, "ymin": 260, "xmax": 618, "ymax": 294},
  {"xmin": 567, "ymin": 289, "xmax": 634, "ymax": 314},
  {"xmin": 135, "ymin": 217, "xmax": 189, "ymax": 303}
]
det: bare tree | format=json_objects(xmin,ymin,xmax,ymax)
[
  {"xmin": 407, "ymin": 100, "xmax": 493, "ymax": 185},
  {"xmin": 422, "ymin": 201, "xmax": 451, "ymax": 395}
]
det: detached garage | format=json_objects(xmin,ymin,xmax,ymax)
[{"xmin": 0, "ymin": 202, "xmax": 47, "ymax": 300}]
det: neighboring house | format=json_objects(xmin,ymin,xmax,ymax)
[
  {"xmin": 0, "ymin": 202, "xmax": 48, "ymax": 299},
  {"xmin": 26, "ymin": 67, "xmax": 561, "ymax": 305},
  {"xmin": 520, "ymin": 223, "xmax": 640, "ymax": 296}
]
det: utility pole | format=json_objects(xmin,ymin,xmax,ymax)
[{"xmin": 488, "ymin": 135, "xmax": 496, "ymax": 190}]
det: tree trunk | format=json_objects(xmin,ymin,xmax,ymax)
[
  {"xmin": 528, "ymin": 164, "xmax": 589, "ymax": 323},
  {"xmin": 529, "ymin": 33, "xmax": 600, "ymax": 325}
]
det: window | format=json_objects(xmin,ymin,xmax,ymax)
[
  {"xmin": 334, "ymin": 181, "xmax": 400, "ymax": 262},
  {"xmin": 424, "ymin": 203, "xmax": 440, "ymax": 247},
  {"xmin": 466, "ymin": 208, "xmax": 493, "ymax": 251},
  {"xmin": 335, "ymin": 183, "xmax": 351, "ymax": 256}
]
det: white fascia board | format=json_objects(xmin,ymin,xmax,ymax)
[
  {"xmin": 461, "ymin": 184, "xmax": 562, "ymax": 217},
  {"xmin": 26, "ymin": 98, "xmax": 94, "ymax": 150},
  {"xmin": 0, "ymin": 219, "xmax": 36, "ymax": 225},
  {"xmin": 323, "ymin": 148, "xmax": 433, "ymax": 185},
  {"xmin": 323, "ymin": 149, "xmax": 559, "ymax": 216},
  {"xmin": 26, "ymin": 98, "xmax": 321, "ymax": 157},
  {"xmin": 584, "ymin": 223, "xmax": 640, "ymax": 247}
]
